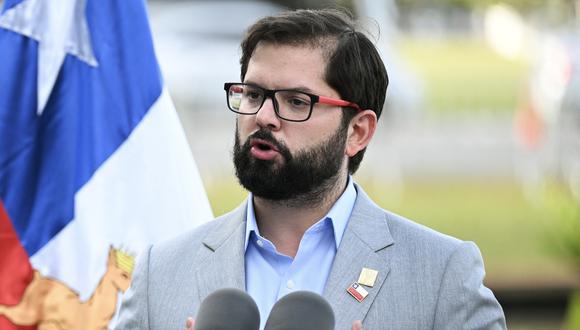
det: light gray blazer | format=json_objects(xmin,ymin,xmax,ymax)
[{"xmin": 116, "ymin": 184, "xmax": 506, "ymax": 329}]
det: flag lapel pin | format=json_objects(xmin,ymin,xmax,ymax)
[
  {"xmin": 347, "ymin": 282, "xmax": 369, "ymax": 303},
  {"xmin": 358, "ymin": 267, "xmax": 378, "ymax": 287}
]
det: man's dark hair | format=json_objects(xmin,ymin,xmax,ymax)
[{"xmin": 240, "ymin": 8, "xmax": 389, "ymax": 174}]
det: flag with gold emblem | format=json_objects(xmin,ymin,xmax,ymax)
[{"xmin": 0, "ymin": 0, "xmax": 213, "ymax": 328}]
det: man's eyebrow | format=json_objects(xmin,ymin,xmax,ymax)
[
  {"xmin": 290, "ymin": 86, "xmax": 315, "ymax": 94},
  {"xmin": 243, "ymin": 81, "xmax": 316, "ymax": 94}
]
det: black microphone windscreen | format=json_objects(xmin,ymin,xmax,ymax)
[
  {"xmin": 264, "ymin": 291, "xmax": 335, "ymax": 330},
  {"xmin": 195, "ymin": 288, "xmax": 260, "ymax": 330}
]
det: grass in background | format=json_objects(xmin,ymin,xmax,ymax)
[
  {"xmin": 395, "ymin": 36, "xmax": 529, "ymax": 115},
  {"xmin": 204, "ymin": 174, "xmax": 577, "ymax": 285}
]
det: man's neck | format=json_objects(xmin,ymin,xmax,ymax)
[{"xmin": 252, "ymin": 174, "xmax": 348, "ymax": 258}]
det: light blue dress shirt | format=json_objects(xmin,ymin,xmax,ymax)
[{"xmin": 244, "ymin": 178, "xmax": 357, "ymax": 329}]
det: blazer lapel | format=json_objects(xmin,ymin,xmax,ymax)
[
  {"xmin": 195, "ymin": 202, "xmax": 248, "ymax": 301},
  {"xmin": 323, "ymin": 185, "xmax": 394, "ymax": 329}
]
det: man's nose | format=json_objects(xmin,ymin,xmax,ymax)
[{"xmin": 255, "ymin": 97, "xmax": 281, "ymax": 130}]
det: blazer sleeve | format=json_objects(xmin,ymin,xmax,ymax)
[
  {"xmin": 114, "ymin": 245, "xmax": 152, "ymax": 330},
  {"xmin": 432, "ymin": 241, "xmax": 507, "ymax": 330}
]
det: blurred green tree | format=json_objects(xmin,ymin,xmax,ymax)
[{"xmin": 547, "ymin": 192, "xmax": 580, "ymax": 330}]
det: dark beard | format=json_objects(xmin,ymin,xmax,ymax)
[{"xmin": 233, "ymin": 124, "xmax": 348, "ymax": 206}]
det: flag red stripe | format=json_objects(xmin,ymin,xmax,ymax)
[
  {"xmin": 0, "ymin": 200, "xmax": 36, "ymax": 330},
  {"xmin": 347, "ymin": 286, "xmax": 364, "ymax": 302}
]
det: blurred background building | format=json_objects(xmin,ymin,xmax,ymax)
[{"xmin": 154, "ymin": 0, "xmax": 579, "ymax": 328}]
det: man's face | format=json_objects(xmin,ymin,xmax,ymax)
[{"xmin": 233, "ymin": 43, "xmax": 348, "ymax": 202}]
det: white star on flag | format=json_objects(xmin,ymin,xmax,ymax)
[{"xmin": 0, "ymin": 0, "xmax": 98, "ymax": 115}]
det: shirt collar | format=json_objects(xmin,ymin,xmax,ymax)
[{"xmin": 244, "ymin": 176, "xmax": 357, "ymax": 250}]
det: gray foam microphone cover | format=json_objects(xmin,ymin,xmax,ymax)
[
  {"xmin": 264, "ymin": 291, "xmax": 335, "ymax": 330},
  {"xmin": 195, "ymin": 288, "xmax": 260, "ymax": 330}
]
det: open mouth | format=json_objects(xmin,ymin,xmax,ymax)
[
  {"xmin": 249, "ymin": 138, "xmax": 280, "ymax": 160},
  {"xmin": 251, "ymin": 139, "xmax": 278, "ymax": 152}
]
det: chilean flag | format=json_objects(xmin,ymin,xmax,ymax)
[{"xmin": 0, "ymin": 0, "xmax": 213, "ymax": 328}]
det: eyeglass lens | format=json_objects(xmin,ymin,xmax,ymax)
[{"xmin": 228, "ymin": 84, "xmax": 312, "ymax": 121}]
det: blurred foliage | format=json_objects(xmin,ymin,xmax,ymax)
[
  {"xmin": 395, "ymin": 36, "xmax": 529, "ymax": 115},
  {"xmin": 395, "ymin": 0, "xmax": 578, "ymax": 21},
  {"xmin": 543, "ymin": 183, "xmax": 580, "ymax": 330},
  {"xmin": 544, "ymin": 186, "xmax": 580, "ymax": 269},
  {"xmin": 567, "ymin": 291, "xmax": 580, "ymax": 330}
]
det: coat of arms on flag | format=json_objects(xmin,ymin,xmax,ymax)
[
  {"xmin": 0, "ymin": 247, "xmax": 133, "ymax": 328},
  {"xmin": 0, "ymin": 0, "xmax": 213, "ymax": 329}
]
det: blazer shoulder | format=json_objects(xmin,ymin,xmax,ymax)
[{"xmin": 384, "ymin": 209, "xmax": 464, "ymax": 251}]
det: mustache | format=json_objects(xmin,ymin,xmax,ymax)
[
  {"xmin": 244, "ymin": 130, "xmax": 292, "ymax": 160},
  {"xmin": 249, "ymin": 130, "xmax": 281, "ymax": 149}
]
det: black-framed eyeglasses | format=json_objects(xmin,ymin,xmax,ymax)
[{"xmin": 224, "ymin": 82, "xmax": 362, "ymax": 122}]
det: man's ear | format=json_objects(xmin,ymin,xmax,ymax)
[{"xmin": 346, "ymin": 109, "xmax": 377, "ymax": 157}]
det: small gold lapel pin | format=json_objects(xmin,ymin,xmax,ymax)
[{"xmin": 358, "ymin": 267, "xmax": 378, "ymax": 287}]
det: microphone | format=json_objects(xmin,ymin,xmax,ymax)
[
  {"xmin": 264, "ymin": 291, "xmax": 335, "ymax": 330},
  {"xmin": 195, "ymin": 288, "xmax": 260, "ymax": 330}
]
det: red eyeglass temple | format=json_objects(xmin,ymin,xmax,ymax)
[{"xmin": 318, "ymin": 96, "xmax": 362, "ymax": 112}]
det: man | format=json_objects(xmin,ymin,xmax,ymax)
[{"xmin": 116, "ymin": 9, "xmax": 506, "ymax": 330}]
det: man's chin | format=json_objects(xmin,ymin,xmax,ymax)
[{"xmin": 238, "ymin": 176, "xmax": 290, "ymax": 201}]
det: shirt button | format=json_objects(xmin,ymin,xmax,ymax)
[
  {"xmin": 286, "ymin": 280, "xmax": 295, "ymax": 289},
  {"xmin": 256, "ymin": 239, "xmax": 264, "ymax": 247}
]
